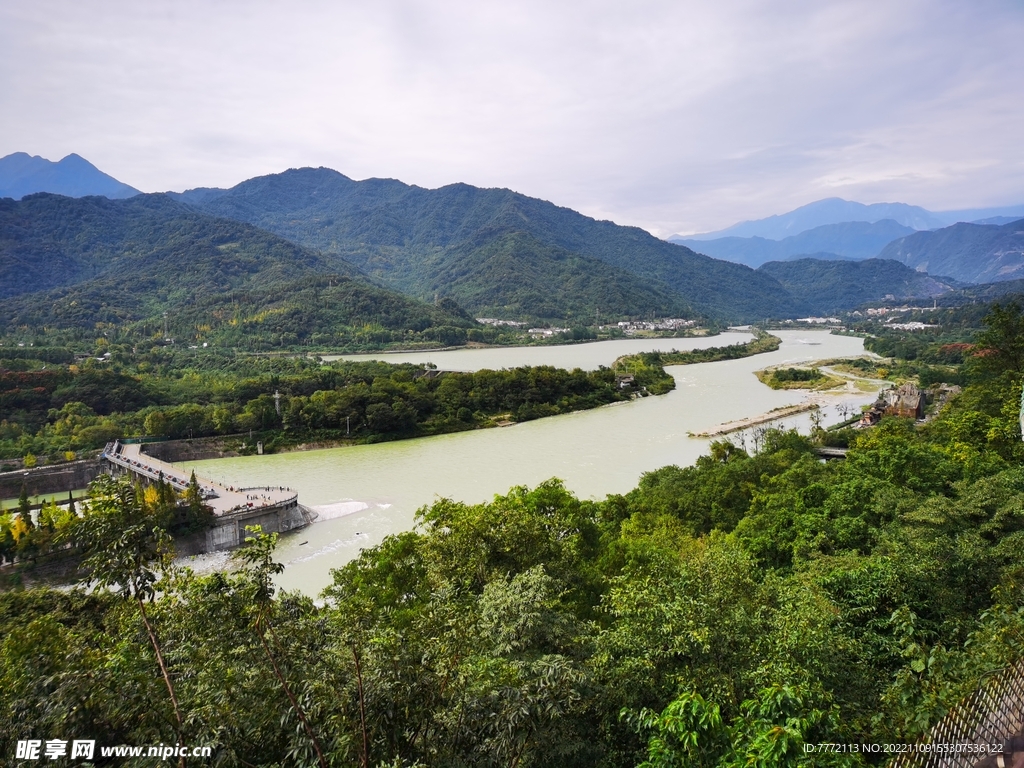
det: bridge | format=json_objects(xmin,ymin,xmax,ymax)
[{"xmin": 102, "ymin": 441, "xmax": 314, "ymax": 551}]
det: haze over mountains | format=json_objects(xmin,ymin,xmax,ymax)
[
  {"xmin": 878, "ymin": 219, "xmax": 1024, "ymax": 285},
  {"xmin": 676, "ymin": 197, "xmax": 1024, "ymax": 241},
  {"xmin": 671, "ymin": 196, "xmax": 1024, "ymax": 280},
  {"xmin": 673, "ymin": 220, "xmax": 918, "ymax": 269},
  {"xmin": 3, "ymin": 153, "xmax": 1024, "ymax": 336}
]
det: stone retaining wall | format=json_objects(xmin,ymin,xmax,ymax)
[
  {"xmin": 0, "ymin": 459, "xmax": 104, "ymax": 500},
  {"xmin": 176, "ymin": 499, "xmax": 316, "ymax": 555},
  {"xmin": 141, "ymin": 436, "xmax": 242, "ymax": 463}
]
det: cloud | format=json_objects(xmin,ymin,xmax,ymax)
[{"xmin": 1, "ymin": 0, "xmax": 1022, "ymax": 235}]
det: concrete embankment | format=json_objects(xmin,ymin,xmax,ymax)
[
  {"xmin": 108, "ymin": 441, "xmax": 315, "ymax": 554},
  {"xmin": 0, "ymin": 459, "xmax": 104, "ymax": 500},
  {"xmin": 139, "ymin": 436, "xmax": 243, "ymax": 463},
  {"xmin": 690, "ymin": 403, "xmax": 820, "ymax": 438}
]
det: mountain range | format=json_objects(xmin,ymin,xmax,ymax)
[
  {"xmin": 168, "ymin": 167, "xmax": 803, "ymax": 321},
  {"xmin": 670, "ymin": 197, "xmax": 1024, "ymax": 281},
  {"xmin": 3, "ymin": 154, "xmax": 1024, "ymax": 338},
  {"xmin": 672, "ymin": 219, "xmax": 917, "ymax": 269},
  {"xmin": 0, "ymin": 152, "xmax": 139, "ymax": 200},
  {"xmin": 756, "ymin": 259, "xmax": 956, "ymax": 313},
  {"xmin": 877, "ymin": 219, "xmax": 1024, "ymax": 285},
  {"xmin": 677, "ymin": 197, "xmax": 1024, "ymax": 241}
]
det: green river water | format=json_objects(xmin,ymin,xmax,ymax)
[{"xmin": 182, "ymin": 330, "xmax": 874, "ymax": 594}]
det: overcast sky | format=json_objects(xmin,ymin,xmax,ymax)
[{"xmin": 2, "ymin": 0, "xmax": 1022, "ymax": 235}]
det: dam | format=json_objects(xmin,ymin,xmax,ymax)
[{"xmin": 103, "ymin": 440, "xmax": 315, "ymax": 552}]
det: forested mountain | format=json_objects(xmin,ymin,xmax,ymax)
[
  {"xmin": 757, "ymin": 258, "xmax": 956, "ymax": 313},
  {"xmin": 176, "ymin": 167, "xmax": 805, "ymax": 321},
  {"xmin": 0, "ymin": 152, "xmax": 139, "ymax": 200},
  {"xmin": 877, "ymin": 218, "xmax": 1024, "ymax": 284},
  {"xmin": 0, "ymin": 193, "xmax": 475, "ymax": 347},
  {"xmin": 674, "ymin": 219, "xmax": 917, "ymax": 268}
]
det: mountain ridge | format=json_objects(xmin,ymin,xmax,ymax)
[
  {"xmin": 672, "ymin": 219, "xmax": 918, "ymax": 268},
  {"xmin": 677, "ymin": 197, "xmax": 1024, "ymax": 241},
  {"xmin": 877, "ymin": 219, "xmax": 1024, "ymax": 285},
  {"xmin": 757, "ymin": 258, "xmax": 956, "ymax": 313},
  {"xmin": 178, "ymin": 167, "xmax": 807, "ymax": 321},
  {"xmin": 0, "ymin": 192, "xmax": 477, "ymax": 347}
]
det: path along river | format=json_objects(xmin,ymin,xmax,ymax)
[{"xmin": 183, "ymin": 330, "xmax": 876, "ymax": 595}]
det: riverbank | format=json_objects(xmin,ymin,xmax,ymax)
[
  {"xmin": 1, "ymin": 332, "xmax": 780, "ymax": 501},
  {"xmin": 175, "ymin": 330, "xmax": 872, "ymax": 596}
]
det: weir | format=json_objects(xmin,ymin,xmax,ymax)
[{"xmin": 102, "ymin": 441, "xmax": 316, "ymax": 552}]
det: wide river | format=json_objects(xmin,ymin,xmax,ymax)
[{"xmin": 184, "ymin": 330, "xmax": 874, "ymax": 594}]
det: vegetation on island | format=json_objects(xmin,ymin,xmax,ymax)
[
  {"xmin": 1, "ymin": 302, "xmax": 1023, "ymax": 766},
  {"xmin": 755, "ymin": 366, "xmax": 843, "ymax": 390},
  {"xmin": 0, "ymin": 332, "xmax": 779, "ymax": 467},
  {"xmin": 0, "ymin": 352, "xmax": 665, "ymax": 465}
]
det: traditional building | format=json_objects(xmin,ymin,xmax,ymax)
[{"xmin": 881, "ymin": 382, "xmax": 926, "ymax": 419}]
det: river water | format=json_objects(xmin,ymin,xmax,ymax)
[{"xmin": 185, "ymin": 330, "xmax": 874, "ymax": 594}]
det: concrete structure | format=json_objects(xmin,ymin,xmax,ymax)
[
  {"xmin": 0, "ymin": 458, "xmax": 104, "ymax": 501},
  {"xmin": 102, "ymin": 441, "xmax": 315, "ymax": 552}
]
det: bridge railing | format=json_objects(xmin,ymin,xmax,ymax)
[
  {"xmin": 101, "ymin": 440, "xmax": 191, "ymax": 492},
  {"xmin": 889, "ymin": 658, "xmax": 1024, "ymax": 768}
]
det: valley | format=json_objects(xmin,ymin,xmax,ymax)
[{"xmin": 3, "ymin": 153, "xmax": 1024, "ymax": 765}]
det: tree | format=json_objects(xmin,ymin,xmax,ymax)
[
  {"xmin": 234, "ymin": 527, "xmax": 329, "ymax": 768},
  {"xmin": 66, "ymin": 474, "xmax": 187, "ymax": 763},
  {"xmin": 974, "ymin": 301, "xmax": 1024, "ymax": 375},
  {"xmin": 184, "ymin": 470, "xmax": 213, "ymax": 532},
  {"xmin": 17, "ymin": 483, "xmax": 33, "ymax": 526}
]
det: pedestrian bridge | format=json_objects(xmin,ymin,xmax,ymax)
[{"xmin": 102, "ymin": 440, "xmax": 315, "ymax": 551}]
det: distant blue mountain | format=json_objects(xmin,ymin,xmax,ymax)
[
  {"xmin": 676, "ymin": 197, "xmax": 1024, "ymax": 242},
  {"xmin": 0, "ymin": 152, "xmax": 139, "ymax": 200},
  {"xmin": 936, "ymin": 206, "xmax": 1024, "ymax": 227},
  {"xmin": 679, "ymin": 198, "xmax": 944, "ymax": 241},
  {"xmin": 672, "ymin": 219, "xmax": 917, "ymax": 268}
]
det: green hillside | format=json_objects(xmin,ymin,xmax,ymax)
[
  {"xmin": 184, "ymin": 168, "xmax": 805, "ymax": 321},
  {"xmin": 877, "ymin": 218, "xmax": 1024, "ymax": 284},
  {"xmin": 757, "ymin": 257, "xmax": 955, "ymax": 312},
  {"xmin": 0, "ymin": 193, "xmax": 476, "ymax": 348}
]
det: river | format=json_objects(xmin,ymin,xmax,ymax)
[{"xmin": 184, "ymin": 330, "xmax": 876, "ymax": 594}]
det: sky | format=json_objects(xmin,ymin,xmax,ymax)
[{"xmin": 2, "ymin": 0, "xmax": 1023, "ymax": 236}]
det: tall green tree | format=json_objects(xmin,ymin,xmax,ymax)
[
  {"xmin": 66, "ymin": 474, "xmax": 186, "ymax": 762},
  {"xmin": 974, "ymin": 301, "xmax": 1024, "ymax": 375}
]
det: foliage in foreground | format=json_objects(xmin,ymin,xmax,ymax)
[
  {"xmin": 3, "ymin": 307, "xmax": 1024, "ymax": 766},
  {"xmin": 1, "ymin": 354, "xmax": 1022, "ymax": 765}
]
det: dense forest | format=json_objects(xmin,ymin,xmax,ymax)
[
  {"xmin": 757, "ymin": 259, "xmax": 954, "ymax": 313},
  {"xmin": 1, "ymin": 304, "xmax": 1022, "ymax": 765}
]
